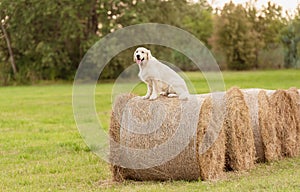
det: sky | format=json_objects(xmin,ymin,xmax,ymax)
[{"xmin": 207, "ymin": 0, "xmax": 299, "ymax": 13}]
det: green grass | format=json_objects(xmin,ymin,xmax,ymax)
[{"xmin": 0, "ymin": 70, "xmax": 300, "ymax": 191}]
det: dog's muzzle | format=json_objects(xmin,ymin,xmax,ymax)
[{"xmin": 136, "ymin": 55, "xmax": 144, "ymax": 65}]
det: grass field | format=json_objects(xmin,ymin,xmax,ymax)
[{"xmin": 1, "ymin": 70, "xmax": 300, "ymax": 191}]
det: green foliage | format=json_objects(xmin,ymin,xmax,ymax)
[
  {"xmin": 258, "ymin": 2, "xmax": 287, "ymax": 48},
  {"xmin": 0, "ymin": 0, "xmax": 299, "ymax": 84},
  {"xmin": 100, "ymin": 0, "xmax": 214, "ymax": 74},
  {"xmin": 0, "ymin": 0, "xmax": 99, "ymax": 83},
  {"xmin": 212, "ymin": 2, "xmax": 257, "ymax": 70},
  {"xmin": 211, "ymin": 1, "xmax": 289, "ymax": 70},
  {"xmin": 258, "ymin": 46, "xmax": 284, "ymax": 69},
  {"xmin": 0, "ymin": 0, "xmax": 214, "ymax": 84},
  {"xmin": 280, "ymin": 7, "xmax": 300, "ymax": 68}
]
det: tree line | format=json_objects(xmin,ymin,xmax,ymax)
[{"xmin": 0, "ymin": 0, "xmax": 299, "ymax": 84}]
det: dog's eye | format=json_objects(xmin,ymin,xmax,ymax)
[
  {"xmin": 136, "ymin": 51, "xmax": 138, "ymax": 53},
  {"xmin": 141, "ymin": 51, "xmax": 144, "ymax": 53}
]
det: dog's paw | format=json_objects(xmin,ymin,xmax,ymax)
[
  {"xmin": 167, "ymin": 93, "xmax": 178, "ymax": 98},
  {"xmin": 159, "ymin": 92, "xmax": 167, "ymax": 96},
  {"xmin": 141, "ymin": 95, "xmax": 150, "ymax": 100},
  {"xmin": 149, "ymin": 94, "xmax": 158, "ymax": 100}
]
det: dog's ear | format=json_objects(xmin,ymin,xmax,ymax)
[
  {"xmin": 147, "ymin": 49, "xmax": 152, "ymax": 60},
  {"xmin": 133, "ymin": 51, "xmax": 137, "ymax": 62}
]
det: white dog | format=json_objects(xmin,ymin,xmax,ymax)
[{"xmin": 133, "ymin": 47, "xmax": 189, "ymax": 100}]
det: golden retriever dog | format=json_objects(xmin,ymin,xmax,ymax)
[{"xmin": 133, "ymin": 47, "xmax": 189, "ymax": 100}]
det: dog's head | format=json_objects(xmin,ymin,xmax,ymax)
[{"xmin": 133, "ymin": 47, "xmax": 152, "ymax": 65}]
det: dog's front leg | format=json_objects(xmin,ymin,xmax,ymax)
[
  {"xmin": 149, "ymin": 80, "xmax": 158, "ymax": 100},
  {"xmin": 142, "ymin": 80, "xmax": 152, "ymax": 99}
]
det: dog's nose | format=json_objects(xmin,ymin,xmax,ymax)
[{"xmin": 136, "ymin": 54, "xmax": 141, "ymax": 60}]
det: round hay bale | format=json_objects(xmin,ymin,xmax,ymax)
[
  {"xmin": 257, "ymin": 90, "xmax": 281, "ymax": 161},
  {"xmin": 224, "ymin": 87, "xmax": 256, "ymax": 171},
  {"xmin": 270, "ymin": 90, "xmax": 298, "ymax": 158},
  {"xmin": 197, "ymin": 94, "xmax": 226, "ymax": 180},
  {"xmin": 109, "ymin": 88, "xmax": 300, "ymax": 182},
  {"xmin": 242, "ymin": 89, "xmax": 265, "ymax": 162},
  {"xmin": 111, "ymin": 95, "xmax": 204, "ymax": 181},
  {"xmin": 110, "ymin": 112, "xmax": 124, "ymax": 182},
  {"xmin": 110, "ymin": 94, "xmax": 136, "ymax": 182},
  {"xmin": 286, "ymin": 88, "xmax": 300, "ymax": 155}
]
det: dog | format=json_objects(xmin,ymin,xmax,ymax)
[{"xmin": 133, "ymin": 47, "xmax": 189, "ymax": 100}]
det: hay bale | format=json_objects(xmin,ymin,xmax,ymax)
[
  {"xmin": 110, "ymin": 112, "xmax": 124, "ymax": 182},
  {"xmin": 265, "ymin": 90, "xmax": 276, "ymax": 96},
  {"xmin": 197, "ymin": 94, "xmax": 226, "ymax": 180},
  {"xmin": 270, "ymin": 90, "xmax": 299, "ymax": 158},
  {"xmin": 287, "ymin": 87, "xmax": 300, "ymax": 118},
  {"xmin": 111, "ymin": 95, "xmax": 204, "ymax": 181},
  {"xmin": 242, "ymin": 89, "xmax": 265, "ymax": 162},
  {"xmin": 224, "ymin": 87, "xmax": 256, "ymax": 171},
  {"xmin": 257, "ymin": 90, "xmax": 281, "ymax": 161},
  {"xmin": 109, "ymin": 87, "xmax": 300, "ymax": 182},
  {"xmin": 110, "ymin": 94, "xmax": 136, "ymax": 182},
  {"xmin": 286, "ymin": 88, "xmax": 300, "ymax": 155}
]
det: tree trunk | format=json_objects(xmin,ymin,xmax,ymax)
[{"xmin": 1, "ymin": 22, "xmax": 17, "ymax": 76}]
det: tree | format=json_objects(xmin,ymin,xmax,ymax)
[
  {"xmin": 245, "ymin": 2, "xmax": 265, "ymax": 68},
  {"xmin": 0, "ymin": 0, "xmax": 100, "ymax": 83},
  {"xmin": 0, "ymin": 0, "xmax": 215, "ymax": 83},
  {"xmin": 245, "ymin": 1, "xmax": 287, "ymax": 69},
  {"xmin": 281, "ymin": 7, "xmax": 300, "ymax": 68},
  {"xmin": 101, "ymin": 0, "xmax": 214, "ymax": 72},
  {"xmin": 212, "ymin": 2, "xmax": 257, "ymax": 70},
  {"xmin": 182, "ymin": 1, "xmax": 213, "ymax": 46},
  {"xmin": 260, "ymin": 2, "xmax": 287, "ymax": 48},
  {"xmin": 0, "ymin": 18, "xmax": 17, "ymax": 76}
]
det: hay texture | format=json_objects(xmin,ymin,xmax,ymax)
[
  {"xmin": 270, "ymin": 90, "xmax": 299, "ymax": 158},
  {"xmin": 224, "ymin": 87, "xmax": 256, "ymax": 171},
  {"xmin": 257, "ymin": 90, "xmax": 281, "ymax": 161},
  {"xmin": 286, "ymin": 88, "xmax": 300, "ymax": 156},
  {"xmin": 110, "ymin": 94, "xmax": 204, "ymax": 181},
  {"xmin": 242, "ymin": 89, "xmax": 265, "ymax": 162},
  {"xmin": 197, "ymin": 95, "xmax": 226, "ymax": 180},
  {"xmin": 109, "ymin": 94, "xmax": 136, "ymax": 181},
  {"xmin": 109, "ymin": 87, "xmax": 300, "ymax": 182}
]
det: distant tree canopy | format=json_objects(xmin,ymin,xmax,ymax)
[
  {"xmin": 210, "ymin": 1, "xmax": 292, "ymax": 70},
  {"xmin": 212, "ymin": 2, "xmax": 257, "ymax": 70},
  {"xmin": 0, "ymin": 0, "xmax": 299, "ymax": 84},
  {"xmin": 281, "ymin": 18, "xmax": 300, "ymax": 68},
  {"xmin": 0, "ymin": 0, "xmax": 212, "ymax": 84},
  {"xmin": 0, "ymin": 0, "xmax": 100, "ymax": 83}
]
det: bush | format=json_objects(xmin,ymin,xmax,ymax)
[{"xmin": 258, "ymin": 47, "xmax": 284, "ymax": 69}]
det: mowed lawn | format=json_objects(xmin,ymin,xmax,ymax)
[{"xmin": 1, "ymin": 70, "xmax": 300, "ymax": 191}]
